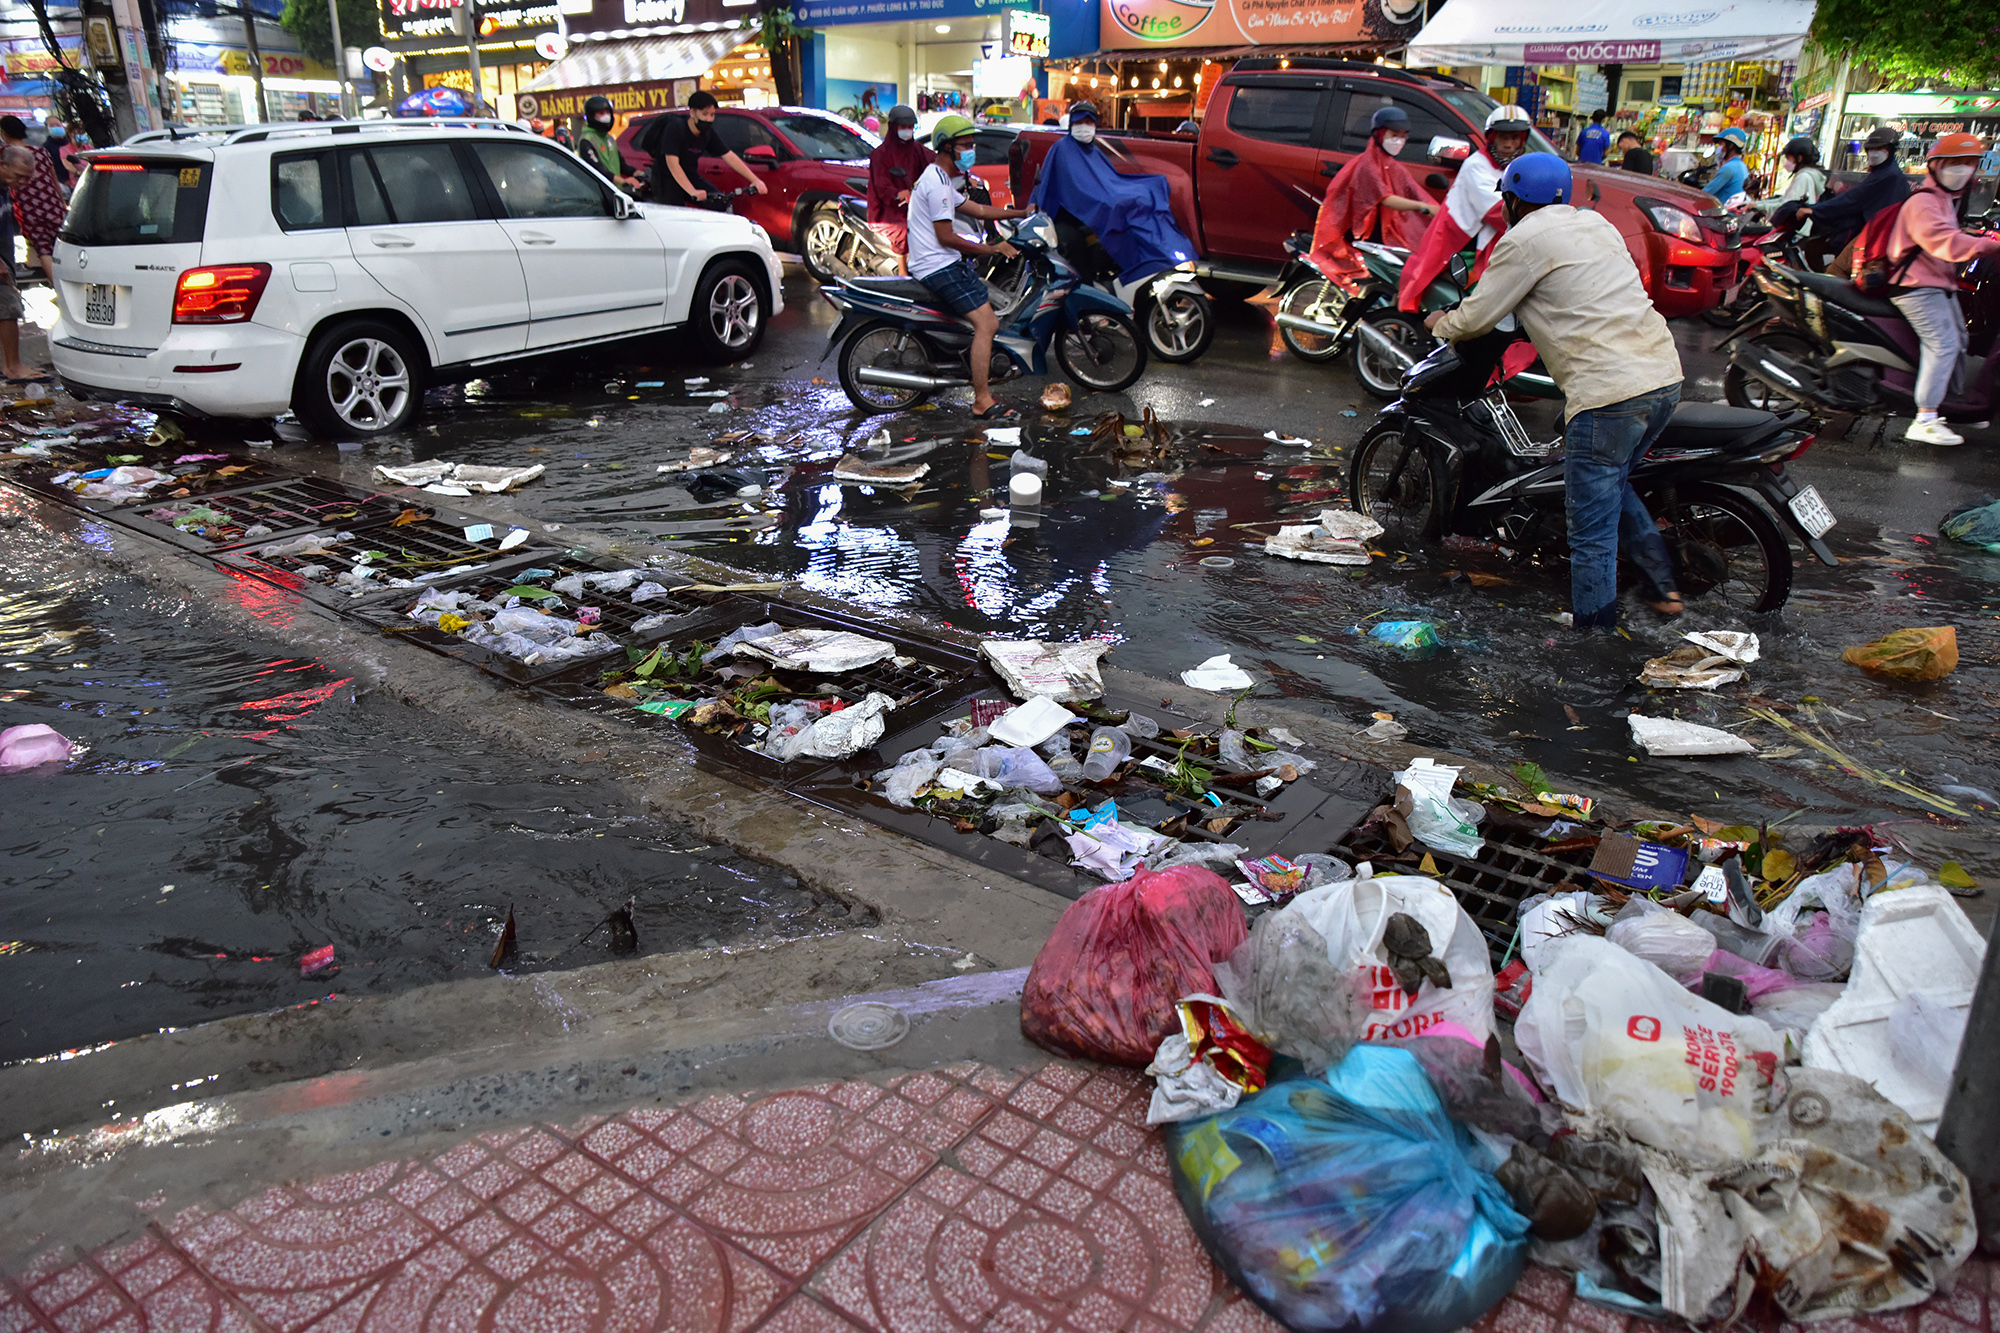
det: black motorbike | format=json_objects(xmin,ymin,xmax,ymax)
[{"xmin": 1348, "ymin": 334, "xmax": 1835, "ymax": 614}]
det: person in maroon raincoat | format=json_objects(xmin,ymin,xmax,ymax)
[{"xmin": 867, "ymin": 103, "xmax": 933, "ymax": 275}]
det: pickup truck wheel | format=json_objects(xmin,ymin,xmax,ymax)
[
  {"xmin": 691, "ymin": 260, "xmax": 767, "ymax": 361},
  {"xmin": 294, "ymin": 318, "xmax": 423, "ymax": 438},
  {"xmin": 1353, "ymin": 311, "xmax": 1430, "ymax": 398},
  {"xmin": 801, "ymin": 204, "xmax": 844, "ymax": 283}
]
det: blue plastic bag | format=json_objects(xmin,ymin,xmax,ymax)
[
  {"xmin": 1367, "ymin": 620, "xmax": 1442, "ymax": 650},
  {"xmin": 1168, "ymin": 1045, "xmax": 1529, "ymax": 1333},
  {"xmin": 1941, "ymin": 495, "xmax": 2000, "ymax": 552}
]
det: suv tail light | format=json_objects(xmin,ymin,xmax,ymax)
[{"xmin": 173, "ymin": 264, "xmax": 272, "ymax": 324}]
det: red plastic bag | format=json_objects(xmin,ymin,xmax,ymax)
[{"xmin": 1020, "ymin": 864, "xmax": 1247, "ymax": 1066}]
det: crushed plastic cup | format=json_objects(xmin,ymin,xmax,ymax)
[
  {"xmin": 827, "ymin": 1001, "xmax": 910, "ymax": 1050},
  {"xmin": 1081, "ymin": 726, "xmax": 1132, "ymax": 782}
]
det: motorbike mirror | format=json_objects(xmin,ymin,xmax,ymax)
[
  {"xmin": 1447, "ymin": 252, "xmax": 1473, "ymax": 287},
  {"xmin": 1428, "ymin": 135, "xmax": 1472, "ymax": 164}
]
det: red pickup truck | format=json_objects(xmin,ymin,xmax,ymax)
[{"xmin": 1018, "ymin": 60, "xmax": 1743, "ymax": 319}]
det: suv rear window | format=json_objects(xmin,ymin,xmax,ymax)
[
  {"xmin": 770, "ymin": 114, "xmax": 871, "ymax": 160},
  {"xmin": 273, "ymin": 152, "xmax": 336, "ymax": 230},
  {"xmin": 61, "ymin": 159, "xmax": 211, "ymax": 246}
]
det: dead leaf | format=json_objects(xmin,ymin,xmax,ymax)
[
  {"xmin": 216, "ymin": 465, "xmax": 248, "ymax": 475},
  {"xmin": 1465, "ymin": 571, "xmax": 1509, "ymax": 587},
  {"xmin": 1563, "ymin": 704, "xmax": 1582, "ymax": 726},
  {"xmin": 392, "ymin": 508, "xmax": 423, "ymax": 526},
  {"xmin": 603, "ymin": 683, "xmax": 639, "ymax": 699}
]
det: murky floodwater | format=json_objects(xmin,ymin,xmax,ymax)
[
  {"xmin": 398, "ymin": 350, "xmax": 2000, "ymax": 853},
  {"xmin": 0, "ymin": 490, "xmax": 847, "ymax": 1065}
]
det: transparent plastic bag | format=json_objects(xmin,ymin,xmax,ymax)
[
  {"xmin": 879, "ymin": 755, "xmax": 939, "ymax": 809},
  {"xmin": 964, "ymin": 745, "xmax": 1062, "ymax": 795},
  {"xmin": 1213, "ymin": 911, "xmax": 1364, "ymax": 1073},
  {"xmin": 1020, "ymin": 864, "xmax": 1247, "ymax": 1066},
  {"xmin": 1169, "ymin": 1046, "xmax": 1530, "ymax": 1333},
  {"xmin": 1605, "ymin": 899, "xmax": 1717, "ymax": 979}
]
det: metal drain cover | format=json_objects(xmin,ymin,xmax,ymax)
[{"xmin": 828, "ymin": 1002, "xmax": 910, "ymax": 1051}]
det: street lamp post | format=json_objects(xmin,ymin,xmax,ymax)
[{"xmin": 326, "ymin": 0, "xmax": 352, "ymax": 117}]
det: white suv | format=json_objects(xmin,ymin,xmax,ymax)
[{"xmin": 48, "ymin": 118, "xmax": 782, "ymax": 437}]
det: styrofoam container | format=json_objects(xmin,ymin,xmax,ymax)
[{"xmin": 1801, "ymin": 883, "xmax": 1986, "ymax": 1135}]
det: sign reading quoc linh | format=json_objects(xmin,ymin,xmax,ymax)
[{"xmin": 1098, "ymin": 0, "xmax": 1421, "ymax": 50}]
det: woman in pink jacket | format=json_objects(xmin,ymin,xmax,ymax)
[{"xmin": 1890, "ymin": 132, "xmax": 2000, "ymax": 446}]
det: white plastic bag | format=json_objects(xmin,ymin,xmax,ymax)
[
  {"xmin": 1144, "ymin": 1032, "xmax": 1243, "ymax": 1124},
  {"xmin": 1517, "ymin": 890, "xmax": 1607, "ymax": 974},
  {"xmin": 1282, "ymin": 874, "xmax": 1497, "ymax": 1043},
  {"xmin": 1515, "ymin": 935, "xmax": 1782, "ymax": 1168},
  {"xmin": 1181, "ymin": 654, "xmax": 1254, "ymax": 692},
  {"xmin": 1627, "ymin": 714, "xmax": 1755, "ymax": 757}
]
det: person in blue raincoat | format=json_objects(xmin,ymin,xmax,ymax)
[{"xmin": 1030, "ymin": 102, "xmax": 1195, "ymax": 289}]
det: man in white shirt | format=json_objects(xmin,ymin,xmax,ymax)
[
  {"xmin": 907, "ymin": 114, "xmax": 1030, "ymax": 421},
  {"xmin": 1427, "ymin": 153, "xmax": 1687, "ymax": 628}
]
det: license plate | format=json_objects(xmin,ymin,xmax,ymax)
[
  {"xmin": 84, "ymin": 284, "xmax": 115, "ymax": 326},
  {"xmin": 1789, "ymin": 484, "xmax": 1835, "ymax": 538}
]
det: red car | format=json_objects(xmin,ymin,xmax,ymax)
[
  {"xmin": 619, "ymin": 107, "xmax": 880, "ymax": 257},
  {"xmin": 1016, "ymin": 60, "xmax": 1742, "ymax": 318}
]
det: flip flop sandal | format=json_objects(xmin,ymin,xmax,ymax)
[{"xmin": 971, "ymin": 403, "xmax": 1022, "ymax": 423}]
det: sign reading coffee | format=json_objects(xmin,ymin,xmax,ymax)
[{"xmin": 1099, "ymin": 0, "xmax": 1420, "ymax": 49}]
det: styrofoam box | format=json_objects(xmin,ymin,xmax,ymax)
[{"xmin": 1801, "ymin": 884, "xmax": 1986, "ymax": 1135}]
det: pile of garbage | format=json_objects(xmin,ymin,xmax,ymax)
[
  {"xmin": 865, "ymin": 639, "xmax": 1338, "ymax": 886},
  {"xmin": 592, "ymin": 619, "xmax": 957, "ymax": 760},
  {"xmin": 1017, "ymin": 764, "xmax": 1985, "ymax": 1331},
  {"xmin": 392, "ymin": 566, "xmax": 698, "ymax": 667}
]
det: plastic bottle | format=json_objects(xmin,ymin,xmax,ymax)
[{"xmin": 1081, "ymin": 726, "xmax": 1131, "ymax": 782}]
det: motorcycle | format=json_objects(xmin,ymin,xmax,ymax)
[
  {"xmin": 1702, "ymin": 215, "xmax": 1805, "ymax": 329},
  {"xmin": 1349, "ymin": 331, "xmax": 1833, "ymax": 615},
  {"xmin": 1043, "ymin": 214, "xmax": 1214, "ymax": 364},
  {"xmin": 1721, "ymin": 228, "xmax": 2000, "ymax": 421},
  {"xmin": 800, "ymin": 176, "xmax": 903, "ymax": 282},
  {"xmin": 821, "ymin": 211, "xmax": 1147, "ymax": 413}
]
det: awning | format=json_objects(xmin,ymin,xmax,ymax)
[
  {"xmin": 1406, "ymin": 0, "xmax": 1815, "ymax": 68},
  {"xmin": 521, "ymin": 30, "xmax": 743, "ymax": 95}
]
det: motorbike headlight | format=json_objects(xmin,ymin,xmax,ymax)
[{"xmin": 1638, "ymin": 198, "xmax": 1705, "ymax": 243}]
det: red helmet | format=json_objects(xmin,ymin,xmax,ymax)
[{"xmin": 1928, "ymin": 131, "xmax": 1985, "ymax": 161}]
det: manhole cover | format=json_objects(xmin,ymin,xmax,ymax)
[{"xmin": 828, "ymin": 1002, "xmax": 909, "ymax": 1050}]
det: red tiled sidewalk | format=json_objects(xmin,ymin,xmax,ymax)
[{"xmin": 3, "ymin": 1061, "xmax": 1993, "ymax": 1333}]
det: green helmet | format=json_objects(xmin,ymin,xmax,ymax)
[{"xmin": 932, "ymin": 113, "xmax": 976, "ymax": 153}]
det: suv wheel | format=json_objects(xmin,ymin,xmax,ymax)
[
  {"xmin": 691, "ymin": 260, "xmax": 767, "ymax": 361},
  {"xmin": 295, "ymin": 319, "xmax": 423, "ymax": 438}
]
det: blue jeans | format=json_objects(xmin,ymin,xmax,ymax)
[{"xmin": 1565, "ymin": 382, "xmax": 1682, "ymax": 627}]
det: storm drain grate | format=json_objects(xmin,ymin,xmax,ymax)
[
  {"xmin": 217, "ymin": 513, "xmax": 539, "ymax": 606},
  {"xmin": 114, "ymin": 477, "xmax": 406, "ymax": 551},
  {"xmin": 1337, "ymin": 818, "xmax": 1599, "ymax": 967},
  {"xmin": 352, "ymin": 558, "xmax": 720, "ymax": 686},
  {"xmin": 783, "ymin": 689, "xmax": 1389, "ymax": 901},
  {"xmin": 0, "ymin": 448, "xmax": 295, "ymax": 511},
  {"xmin": 534, "ymin": 598, "xmax": 983, "ymax": 787}
]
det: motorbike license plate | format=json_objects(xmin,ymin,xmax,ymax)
[
  {"xmin": 84, "ymin": 284, "xmax": 115, "ymax": 326},
  {"xmin": 1788, "ymin": 484, "xmax": 1835, "ymax": 538}
]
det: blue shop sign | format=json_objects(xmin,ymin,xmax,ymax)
[{"xmin": 796, "ymin": 0, "xmax": 1012, "ymax": 27}]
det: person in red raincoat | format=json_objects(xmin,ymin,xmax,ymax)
[
  {"xmin": 867, "ymin": 104, "xmax": 933, "ymax": 275},
  {"xmin": 1309, "ymin": 105, "xmax": 1438, "ymax": 291}
]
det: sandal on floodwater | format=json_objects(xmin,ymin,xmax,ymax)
[
  {"xmin": 1644, "ymin": 592, "xmax": 1685, "ymax": 616},
  {"xmin": 971, "ymin": 402, "xmax": 1022, "ymax": 423}
]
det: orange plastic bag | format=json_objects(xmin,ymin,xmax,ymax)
[
  {"xmin": 1841, "ymin": 626, "xmax": 1958, "ymax": 680},
  {"xmin": 1020, "ymin": 865, "xmax": 1247, "ymax": 1066}
]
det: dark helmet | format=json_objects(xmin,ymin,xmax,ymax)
[
  {"xmin": 1371, "ymin": 105, "xmax": 1411, "ymax": 134},
  {"xmin": 584, "ymin": 95, "xmax": 613, "ymax": 119},
  {"xmin": 1780, "ymin": 135, "xmax": 1819, "ymax": 167},
  {"xmin": 1067, "ymin": 101, "xmax": 1099, "ymax": 123},
  {"xmin": 1864, "ymin": 125, "xmax": 1902, "ymax": 152},
  {"xmin": 886, "ymin": 103, "xmax": 918, "ymax": 128}
]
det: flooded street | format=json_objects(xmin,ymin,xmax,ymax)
[
  {"xmin": 0, "ymin": 502, "xmax": 843, "ymax": 1066},
  {"xmin": 369, "ymin": 270, "xmax": 2000, "ymax": 843}
]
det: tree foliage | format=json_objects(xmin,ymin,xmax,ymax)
[
  {"xmin": 1810, "ymin": 0, "xmax": 2000, "ymax": 88},
  {"xmin": 279, "ymin": 0, "xmax": 383, "ymax": 66}
]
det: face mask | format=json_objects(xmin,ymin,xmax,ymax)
[
  {"xmin": 1380, "ymin": 134, "xmax": 1408, "ymax": 156},
  {"xmin": 1938, "ymin": 164, "xmax": 1976, "ymax": 191},
  {"xmin": 1867, "ymin": 149, "xmax": 1890, "ymax": 167},
  {"xmin": 47, "ymin": 127, "xmax": 64, "ymax": 140},
  {"xmin": 1070, "ymin": 123, "xmax": 1095, "ymax": 144},
  {"xmin": 957, "ymin": 148, "xmax": 976, "ymax": 171},
  {"xmin": 590, "ymin": 115, "xmax": 611, "ymax": 130},
  {"xmin": 897, "ymin": 127, "xmax": 913, "ymax": 141}
]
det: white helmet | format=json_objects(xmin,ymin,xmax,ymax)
[{"xmin": 1485, "ymin": 104, "xmax": 1532, "ymax": 131}]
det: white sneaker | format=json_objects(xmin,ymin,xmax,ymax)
[{"xmin": 1905, "ymin": 418, "xmax": 1965, "ymax": 446}]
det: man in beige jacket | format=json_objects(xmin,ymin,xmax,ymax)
[{"xmin": 1426, "ymin": 152, "xmax": 1686, "ymax": 628}]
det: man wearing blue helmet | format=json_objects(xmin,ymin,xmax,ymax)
[
  {"xmin": 1706, "ymin": 127, "xmax": 1751, "ymax": 206},
  {"xmin": 1428, "ymin": 152, "xmax": 1686, "ymax": 628}
]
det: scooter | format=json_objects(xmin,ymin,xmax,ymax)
[
  {"xmin": 1351, "ymin": 332, "xmax": 1833, "ymax": 614},
  {"xmin": 1044, "ymin": 216, "xmax": 1214, "ymax": 364},
  {"xmin": 821, "ymin": 212, "xmax": 1147, "ymax": 413},
  {"xmin": 1722, "ymin": 231, "xmax": 2000, "ymax": 420},
  {"xmin": 1702, "ymin": 215, "xmax": 1805, "ymax": 329}
]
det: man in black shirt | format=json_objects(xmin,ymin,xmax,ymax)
[
  {"xmin": 646, "ymin": 91, "xmax": 767, "ymax": 206},
  {"xmin": 1617, "ymin": 131, "xmax": 1654, "ymax": 176}
]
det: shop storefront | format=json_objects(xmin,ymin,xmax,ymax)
[
  {"xmin": 167, "ymin": 43, "xmax": 346, "ymax": 123},
  {"xmin": 0, "ymin": 40, "xmax": 76, "ymax": 121},
  {"xmin": 793, "ymin": 0, "xmax": 1023, "ymax": 127},
  {"xmin": 515, "ymin": 29, "xmax": 748, "ymax": 122},
  {"xmin": 1830, "ymin": 90, "xmax": 2000, "ymax": 213}
]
